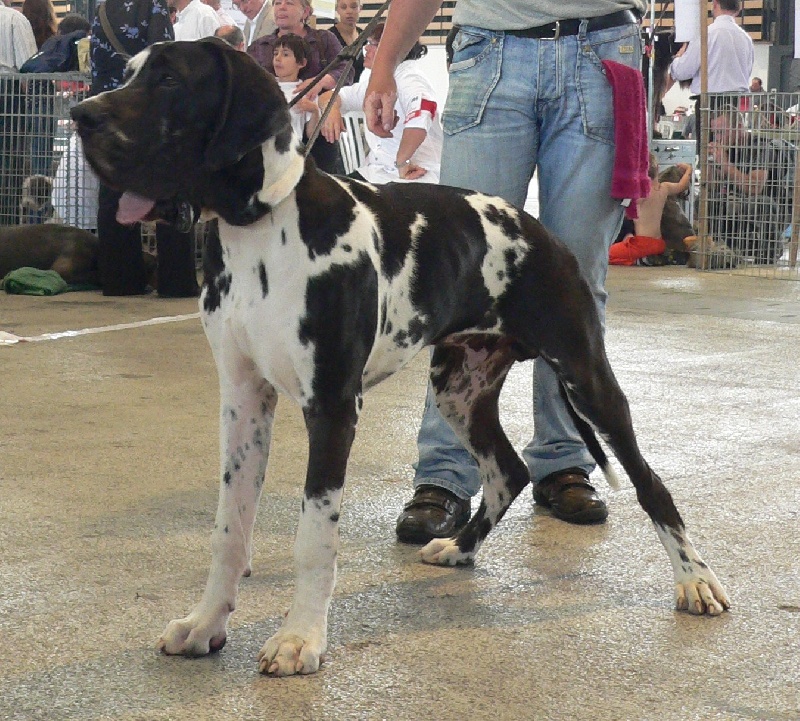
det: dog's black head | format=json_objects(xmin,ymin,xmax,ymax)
[{"xmin": 72, "ymin": 38, "xmax": 298, "ymax": 225}]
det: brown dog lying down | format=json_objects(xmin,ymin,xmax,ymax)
[{"xmin": 0, "ymin": 224, "xmax": 100, "ymax": 285}]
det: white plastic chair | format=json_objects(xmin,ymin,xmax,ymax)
[{"xmin": 338, "ymin": 111, "xmax": 368, "ymax": 175}]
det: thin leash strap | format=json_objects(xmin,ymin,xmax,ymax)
[{"xmin": 289, "ymin": 0, "xmax": 392, "ymax": 157}]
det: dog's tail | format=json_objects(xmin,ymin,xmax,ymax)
[{"xmin": 558, "ymin": 381, "xmax": 622, "ymax": 491}]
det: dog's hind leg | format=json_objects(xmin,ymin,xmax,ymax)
[
  {"xmin": 257, "ymin": 395, "xmax": 359, "ymax": 676},
  {"xmin": 158, "ymin": 359, "xmax": 278, "ymax": 657},
  {"xmin": 419, "ymin": 336, "xmax": 530, "ymax": 566},
  {"xmin": 539, "ymin": 322, "xmax": 729, "ymax": 615}
]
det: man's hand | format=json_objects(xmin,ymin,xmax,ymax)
[
  {"xmin": 364, "ymin": 66, "xmax": 399, "ymax": 137},
  {"xmin": 398, "ymin": 162, "xmax": 427, "ymax": 180}
]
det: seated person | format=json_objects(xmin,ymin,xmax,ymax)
[
  {"xmin": 272, "ymin": 34, "xmax": 320, "ymax": 140},
  {"xmin": 319, "ymin": 22, "xmax": 442, "ymax": 184},
  {"xmin": 610, "ymin": 154, "xmax": 692, "ymax": 266},
  {"xmin": 706, "ymin": 107, "xmax": 787, "ymax": 262}
]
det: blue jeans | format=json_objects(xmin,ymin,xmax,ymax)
[{"xmin": 414, "ymin": 21, "xmax": 642, "ymax": 499}]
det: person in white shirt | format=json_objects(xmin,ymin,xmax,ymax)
[
  {"xmin": 202, "ymin": 0, "xmax": 236, "ymax": 27},
  {"xmin": 173, "ymin": 0, "xmax": 220, "ymax": 40},
  {"xmin": 320, "ymin": 22, "xmax": 442, "ymax": 184},
  {"xmin": 0, "ymin": 0, "xmax": 37, "ymax": 71},
  {"xmin": 668, "ymin": 0, "xmax": 753, "ymax": 95}
]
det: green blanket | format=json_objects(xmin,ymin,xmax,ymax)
[{"xmin": 2, "ymin": 267, "xmax": 68, "ymax": 295}]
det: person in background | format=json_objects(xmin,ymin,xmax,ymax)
[
  {"xmin": 20, "ymin": 0, "xmax": 57, "ymax": 178},
  {"xmin": 273, "ymin": 33, "xmax": 320, "ymax": 140},
  {"xmin": 91, "ymin": 0, "xmax": 199, "ymax": 297},
  {"xmin": 364, "ymin": 0, "xmax": 645, "ymax": 542},
  {"xmin": 0, "ymin": 0, "xmax": 37, "ymax": 71},
  {"xmin": 202, "ymin": 0, "xmax": 236, "ymax": 27},
  {"xmin": 234, "ymin": 0, "xmax": 274, "ymax": 46},
  {"xmin": 321, "ymin": 22, "xmax": 441, "ymax": 183},
  {"xmin": 173, "ymin": 0, "xmax": 220, "ymax": 40},
  {"xmin": 215, "ymin": 23, "xmax": 245, "ymax": 49},
  {"xmin": 249, "ymin": 0, "xmax": 353, "ymax": 173},
  {"xmin": 329, "ymin": 0, "xmax": 363, "ymax": 82},
  {"xmin": 750, "ymin": 76, "xmax": 763, "ymax": 93},
  {"xmin": 669, "ymin": 0, "xmax": 753, "ymax": 157},
  {"xmin": 0, "ymin": 0, "xmax": 37, "ymax": 225},
  {"xmin": 669, "ymin": 0, "xmax": 753, "ymax": 95},
  {"xmin": 21, "ymin": 0, "xmax": 55, "ymax": 49},
  {"xmin": 609, "ymin": 154, "xmax": 693, "ymax": 266}
]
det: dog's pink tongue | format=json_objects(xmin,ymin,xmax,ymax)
[{"xmin": 117, "ymin": 191, "xmax": 156, "ymax": 224}]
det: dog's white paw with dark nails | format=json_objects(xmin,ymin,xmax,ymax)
[
  {"xmin": 157, "ymin": 609, "xmax": 229, "ymax": 657},
  {"xmin": 419, "ymin": 537, "xmax": 474, "ymax": 566},
  {"xmin": 257, "ymin": 630, "xmax": 326, "ymax": 676},
  {"xmin": 674, "ymin": 568, "xmax": 730, "ymax": 616}
]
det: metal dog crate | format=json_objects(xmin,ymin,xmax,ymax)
[
  {"xmin": 693, "ymin": 91, "xmax": 800, "ymax": 279},
  {"xmin": 1, "ymin": 72, "xmax": 94, "ymax": 227}
]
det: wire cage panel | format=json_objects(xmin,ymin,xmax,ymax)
[{"xmin": 693, "ymin": 91, "xmax": 800, "ymax": 279}]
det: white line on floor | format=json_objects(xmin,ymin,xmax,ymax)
[{"xmin": 0, "ymin": 312, "xmax": 201, "ymax": 346}]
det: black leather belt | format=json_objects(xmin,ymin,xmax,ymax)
[{"xmin": 506, "ymin": 9, "xmax": 640, "ymax": 40}]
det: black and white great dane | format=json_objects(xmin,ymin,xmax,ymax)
[{"xmin": 71, "ymin": 38, "xmax": 729, "ymax": 676}]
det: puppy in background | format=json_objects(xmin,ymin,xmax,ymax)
[{"xmin": 20, "ymin": 175, "xmax": 62, "ymax": 224}]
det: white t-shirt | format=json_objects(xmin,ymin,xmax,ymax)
[
  {"xmin": 174, "ymin": 0, "xmax": 221, "ymax": 41},
  {"xmin": 279, "ymin": 81, "xmax": 312, "ymax": 140},
  {"xmin": 337, "ymin": 62, "xmax": 442, "ymax": 184}
]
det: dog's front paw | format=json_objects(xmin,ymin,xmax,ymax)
[
  {"xmin": 257, "ymin": 630, "xmax": 326, "ymax": 676},
  {"xmin": 157, "ymin": 611, "xmax": 229, "ymax": 657},
  {"xmin": 419, "ymin": 537, "xmax": 474, "ymax": 566},
  {"xmin": 674, "ymin": 566, "xmax": 730, "ymax": 616}
]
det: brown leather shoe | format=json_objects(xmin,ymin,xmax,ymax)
[
  {"xmin": 532, "ymin": 468, "xmax": 608, "ymax": 524},
  {"xmin": 395, "ymin": 485, "xmax": 471, "ymax": 545}
]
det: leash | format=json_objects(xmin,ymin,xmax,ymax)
[{"xmin": 289, "ymin": 0, "xmax": 392, "ymax": 157}]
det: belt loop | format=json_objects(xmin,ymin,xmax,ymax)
[{"xmin": 577, "ymin": 18, "xmax": 589, "ymax": 40}]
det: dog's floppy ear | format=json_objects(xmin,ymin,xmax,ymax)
[{"xmin": 201, "ymin": 38, "xmax": 291, "ymax": 170}]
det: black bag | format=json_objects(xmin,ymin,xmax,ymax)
[{"xmin": 19, "ymin": 30, "xmax": 88, "ymax": 73}]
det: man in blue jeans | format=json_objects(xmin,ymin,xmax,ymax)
[{"xmin": 364, "ymin": 0, "xmax": 645, "ymax": 542}]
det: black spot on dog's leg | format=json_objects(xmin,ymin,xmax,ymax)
[{"xmin": 258, "ymin": 261, "xmax": 268, "ymax": 297}]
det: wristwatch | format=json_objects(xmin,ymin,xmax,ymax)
[{"xmin": 395, "ymin": 158, "xmax": 412, "ymax": 168}]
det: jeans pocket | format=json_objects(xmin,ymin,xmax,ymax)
[
  {"xmin": 442, "ymin": 28, "xmax": 502, "ymax": 135},
  {"xmin": 577, "ymin": 25, "xmax": 641, "ymax": 145}
]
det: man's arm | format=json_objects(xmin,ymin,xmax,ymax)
[
  {"xmin": 363, "ymin": 0, "xmax": 442, "ymax": 136},
  {"xmin": 669, "ymin": 41, "xmax": 699, "ymax": 83}
]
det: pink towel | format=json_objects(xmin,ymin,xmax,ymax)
[{"xmin": 602, "ymin": 60, "xmax": 650, "ymax": 219}]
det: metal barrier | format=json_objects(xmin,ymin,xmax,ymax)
[
  {"xmin": 1, "ymin": 72, "xmax": 93, "ymax": 226},
  {"xmin": 694, "ymin": 91, "xmax": 800, "ymax": 279}
]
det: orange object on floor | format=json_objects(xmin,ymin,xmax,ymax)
[{"xmin": 609, "ymin": 234, "xmax": 666, "ymax": 266}]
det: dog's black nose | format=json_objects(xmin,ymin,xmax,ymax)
[{"xmin": 71, "ymin": 102, "xmax": 106, "ymax": 133}]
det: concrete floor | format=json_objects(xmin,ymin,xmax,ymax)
[{"xmin": 1, "ymin": 266, "xmax": 800, "ymax": 721}]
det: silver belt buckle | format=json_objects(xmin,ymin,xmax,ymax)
[{"xmin": 544, "ymin": 20, "xmax": 561, "ymax": 40}]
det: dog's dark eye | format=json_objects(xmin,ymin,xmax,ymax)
[{"xmin": 158, "ymin": 71, "xmax": 180, "ymax": 88}]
